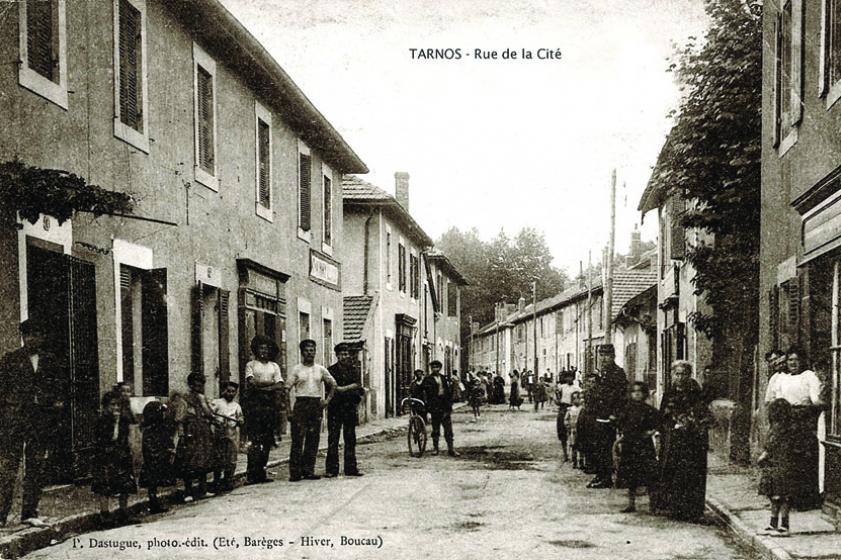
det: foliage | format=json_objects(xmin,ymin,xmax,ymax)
[
  {"xmin": 0, "ymin": 160, "xmax": 134, "ymax": 227},
  {"xmin": 436, "ymin": 226, "xmax": 568, "ymax": 329},
  {"xmin": 648, "ymin": 0, "xmax": 761, "ymax": 340}
]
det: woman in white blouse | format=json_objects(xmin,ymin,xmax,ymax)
[{"xmin": 764, "ymin": 347, "xmax": 825, "ymax": 509}]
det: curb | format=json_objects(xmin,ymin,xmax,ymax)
[
  {"xmin": 706, "ymin": 495, "xmax": 794, "ymax": 560},
  {"xmin": 0, "ymin": 416, "xmax": 419, "ymax": 560}
]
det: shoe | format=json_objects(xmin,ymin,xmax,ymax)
[
  {"xmin": 758, "ymin": 525, "xmax": 777, "ymax": 536},
  {"xmin": 21, "ymin": 517, "xmax": 48, "ymax": 528},
  {"xmin": 303, "ymin": 474, "xmax": 321, "ymax": 480},
  {"xmin": 586, "ymin": 480, "xmax": 611, "ymax": 489},
  {"xmin": 448, "ymin": 450, "xmax": 461, "ymax": 457},
  {"xmin": 775, "ymin": 527, "xmax": 790, "ymax": 537},
  {"xmin": 345, "ymin": 472, "xmax": 364, "ymax": 477},
  {"xmin": 620, "ymin": 506, "xmax": 636, "ymax": 513},
  {"xmin": 324, "ymin": 473, "xmax": 338, "ymax": 478},
  {"xmin": 432, "ymin": 448, "xmax": 440, "ymax": 456},
  {"xmin": 148, "ymin": 501, "xmax": 170, "ymax": 514},
  {"xmin": 288, "ymin": 477, "xmax": 302, "ymax": 482}
]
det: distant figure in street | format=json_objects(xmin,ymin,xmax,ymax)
[
  {"xmin": 92, "ymin": 391, "xmax": 137, "ymax": 525},
  {"xmin": 244, "ymin": 335, "xmax": 284, "ymax": 484},
  {"xmin": 468, "ymin": 374, "xmax": 484, "ymax": 419},
  {"xmin": 758, "ymin": 398, "xmax": 797, "ymax": 536},
  {"xmin": 509, "ymin": 371, "xmax": 523, "ymax": 410},
  {"xmin": 533, "ymin": 376, "xmax": 547, "ymax": 411},
  {"xmin": 326, "ymin": 342, "xmax": 364, "ymax": 478},
  {"xmin": 585, "ymin": 345, "xmax": 627, "ymax": 489},
  {"xmin": 410, "ymin": 369, "xmax": 427, "ymax": 421},
  {"xmin": 422, "ymin": 360, "xmax": 459, "ymax": 456},
  {"xmin": 451, "ymin": 371, "xmax": 463, "ymax": 402},
  {"xmin": 652, "ymin": 360, "xmax": 712, "ymax": 522},
  {"xmin": 287, "ymin": 339, "xmax": 336, "ymax": 481},
  {"xmin": 556, "ymin": 371, "xmax": 581, "ymax": 462},
  {"xmin": 525, "ymin": 370, "xmax": 536, "ymax": 403},
  {"xmin": 492, "ymin": 372, "xmax": 506, "ymax": 404},
  {"xmin": 139, "ymin": 400, "xmax": 176, "ymax": 514},
  {"xmin": 211, "ymin": 381, "xmax": 244, "ymax": 493},
  {"xmin": 564, "ymin": 392, "xmax": 583, "ymax": 468},
  {"xmin": 614, "ymin": 382, "xmax": 660, "ymax": 513},
  {"xmin": 0, "ymin": 319, "xmax": 66, "ymax": 528}
]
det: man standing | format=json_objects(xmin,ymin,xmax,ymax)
[
  {"xmin": 422, "ymin": 360, "xmax": 460, "ymax": 456},
  {"xmin": 0, "ymin": 320, "xmax": 66, "ymax": 527},
  {"xmin": 325, "ymin": 343, "xmax": 363, "ymax": 478},
  {"xmin": 286, "ymin": 339, "xmax": 336, "ymax": 481},
  {"xmin": 586, "ymin": 344, "xmax": 627, "ymax": 489}
]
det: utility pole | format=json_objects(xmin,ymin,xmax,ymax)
[
  {"xmin": 495, "ymin": 302, "xmax": 500, "ymax": 375},
  {"xmin": 532, "ymin": 280, "xmax": 538, "ymax": 374},
  {"xmin": 605, "ymin": 169, "xmax": 617, "ymax": 344},
  {"xmin": 587, "ymin": 250, "xmax": 593, "ymax": 372}
]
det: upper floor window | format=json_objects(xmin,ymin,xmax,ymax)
[
  {"xmin": 409, "ymin": 254, "xmax": 419, "ymax": 299},
  {"xmin": 447, "ymin": 282, "xmax": 458, "ymax": 317},
  {"xmin": 298, "ymin": 142, "xmax": 312, "ymax": 236},
  {"xmin": 255, "ymin": 101, "xmax": 272, "ymax": 220},
  {"xmin": 322, "ymin": 163, "xmax": 333, "ymax": 252},
  {"xmin": 193, "ymin": 43, "xmax": 217, "ymax": 190},
  {"xmin": 773, "ymin": 0, "xmax": 803, "ymax": 151},
  {"xmin": 18, "ymin": 0, "xmax": 68, "ymax": 109},
  {"xmin": 113, "ymin": 0, "xmax": 148, "ymax": 152},
  {"xmin": 398, "ymin": 243, "xmax": 406, "ymax": 292},
  {"xmin": 821, "ymin": 0, "xmax": 841, "ymax": 107}
]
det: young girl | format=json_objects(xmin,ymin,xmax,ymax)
[
  {"xmin": 564, "ymin": 391, "xmax": 583, "ymax": 468},
  {"xmin": 615, "ymin": 382, "xmax": 660, "ymax": 513},
  {"xmin": 92, "ymin": 391, "xmax": 137, "ymax": 525},
  {"xmin": 758, "ymin": 398, "xmax": 796, "ymax": 536},
  {"xmin": 468, "ymin": 375, "xmax": 484, "ymax": 419},
  {"xmin": 139, "ymin": 400, "xmax": 176, "ymax": 513},
  {"xmin": 211, "ymin": 381, "xmax": 244, "ymax": 493},
  {"xmin": 173, "ymin": 373, "xmax": 215, "ymax": 501}
]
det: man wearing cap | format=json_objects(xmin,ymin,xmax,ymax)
[
  {"xmin": 0, "ymin": 320, "xmax": 66, "ymax": 527},
  {"xmin": 586, "ymin": 344, "xmax": 627, "ymax": 489},
  {"xmin": 422, "ymin": 360, "xmax": 460, "ymax": 456},
  {"xmin": 325, "ymin": 342, "xmax": 364, "ymax": 478}
]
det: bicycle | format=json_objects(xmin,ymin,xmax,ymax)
[{"xmin": 400, "ymin": 397, "xmax": 427, "ymax": 457}]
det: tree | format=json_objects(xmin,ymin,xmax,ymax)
[{"xmin": 646, "ymin": 0, "xmax": 761, "ymax": 464}]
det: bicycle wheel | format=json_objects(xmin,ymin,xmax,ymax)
[{"xmin": 407, "ymin": 416, "xmax": 427, "ymax": 457}]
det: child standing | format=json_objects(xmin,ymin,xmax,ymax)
[
  {"xmin": 758, "ymin": 398, "xmax": 796, "ymax": 536},
  {"xmin": 139, "ymin": 400, "xmax": 176, "ymax": 514},
  {"xmin": 615, "ymin": 382, "xmax": 660, "ymax": 513},
  {"xmin": 211, "ymin": 382, "xmax": 244, "ymax": 493},
  {"xmin": 564, "ymin": 391, "xmax": 583, "ymax": 468},
  {"xmin": 92, "ymin": 391, "xmax": 137, "ymax": 525},
  {"xmin": 468, "ymin": 375, "xmax": 484, "ymax": 419},
  {"xmin": 174, "ymin": 373, "xmax": 215, "ymax": 501}
]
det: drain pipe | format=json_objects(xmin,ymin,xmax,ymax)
[{"xmin": 363, "ymin": 208, "xmax": 376, "ymax": 295}]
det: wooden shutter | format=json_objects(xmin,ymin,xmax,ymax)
[
  {"xmin": 120, "ymin": 266, "xmax": 134, "ymax": 384},
  {"xmin": 197, "ymin": 66, "xmax": 215, "ymax": 173},
  {"xmin": 786, "ymin": 276, "xmax": 800, "ymax": 345},
  {"xmin": 119, "ymin": 0, "xmax": 142, "ymax": 131},
  {"xmin": 792, "ymin": 0, "xmax": 804, "ymax": 125},
  {"xmin": 218, "ymin": 289, "xmax": 230, "ymax": 384},
  {"xmin": 27, "ymin": 0, "xmax": 54, "ymax": 81},
  {"xmin": 398, "ymin": 244, "xmax": 405, "ymax": 291},
  {"xmin": 769, "ymin": 285, "xmax": 780, "ymax": 350},
  {"xmin": 299, "ymin": 153, "xmax": 311, "ymax": 230},
  {"xmin": 773, "ymin": 13, "xmax": 782, "ymax": 147},
  {"xmin": 191, "ymin": 283, "xmax": 204, "ymax": 376},
  {"xmin": 257, "ymin": 120, "xmax": 270, "ymax": 207},
  {"xmin": 323, "ymin": 175, "xmax": 332, "ymax": 245},
  {"xmin": 141, "ymin": 268, "xmax": 168, "ymax": 396}
]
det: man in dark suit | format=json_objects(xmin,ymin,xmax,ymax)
[
  {"xmin": 586, "ymin": 344, "xmax": 628, "ymax": 489},
  {"xmin": 0, "ymin": 319, "xmax": 66, "ymax": 527},
  {"xmin": 422, "ymin": 360, "xmax": 460, "ymax": 456},
  {"xmin": 325, "ymin": 342, "xmax": 364, "ymax": 478}
]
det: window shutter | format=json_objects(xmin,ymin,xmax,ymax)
[
  {"xmin": 299, "ymin": 153, "xmax": 311, "ymax": 231},
  {"xmin": 323, "ymin": 175, "xmax": 332, "ymax": 245},
  {"xmin": 792, "ymin": 0, "xmax": 804, "ymax": 125},
  {"xmin": 218, "ymin": 289, "xmax": 230, "ymax": 384},
  {"xmin": 120, "ymin": 266, "xmax": 134, "ymax": 381},
  {"xmin": 27, "ymin": 0, "xmax": 54, "ymax": 81},
  {"xmin": 257, "ymin": 120, "xmax": 270, "ymax": 207},
  {"xmin": 773, "ymin": 14, "xmax": 782, "ymax": 147},
  {"xmin": 141, "ymin": 268, "xmax": 168, "ymax": 396},
  {"xmin": 197, "ymin": 66, "xmax": 215, "ymax": 173},
  {"xmin": 191, "ymin": 283, "xmax": 204, "ymax": 376},
  {"xmin": 786, "ymin": 276, "xmax": 800, "ymax": 345},
  {"xmin": 820, "ymin": 0, "xmax": 829, "ymax": 97},
  {"xmin": 119, "ymin": 0, "xmax": 142, "ymax": 131},
  {"xmin": 769, "ymin": 285, "xmax": 780, "ymax": 350}
]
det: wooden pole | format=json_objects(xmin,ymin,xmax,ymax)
[
  {"xmin": 532, "ymin": 281, "xmax": 538, "ymax": 374},
  {"xmin": 587, "ymin": 250, "xmax": 593, "ymax": 372},
  {"xmin": 605, "ymin": 169, "xmax": 617, "ymax": 345}
]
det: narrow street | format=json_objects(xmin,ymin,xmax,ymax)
[{"xmin": 25, "ymin": 406, "xmax": 752, "ymax": 560}]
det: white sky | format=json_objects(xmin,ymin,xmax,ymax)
[{"xmin": 220, "ymin": 0, "xmax": 709, "ymax": 275}]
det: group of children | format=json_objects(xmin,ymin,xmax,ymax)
[{"xmin": 91, "ymin": 374, "xmax": 244, "ymax": 525}]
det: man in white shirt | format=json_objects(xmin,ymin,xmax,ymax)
[{"xmin": 286, "ymin": 339, "xmax": 336, "ymax": 481}]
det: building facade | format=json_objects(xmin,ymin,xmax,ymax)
[
  {"xmin": 0, "ymin": 0, "xmax": 366, "ymax": 479},
  {"xmin": 760, "ymin": 0, "xmax": 841, "ymax": 524}
]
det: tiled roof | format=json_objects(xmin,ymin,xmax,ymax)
[
  {"xmin": 611, "ymin": 269, "xmax": 658, "ymax": 319},
  {"xmin": 342, "ymin": 175, "xmax": 433, "ymax": 246},
  {"xmin": 343, "ymin": 295, "xmax": 374, "ymax": 342},
  {"xmin": 342, "ymin": 175, "xmax": 394, "ymax": 202},
  {"xmin": 426, "ymin": 248, "xmax": 469, "ymax": 285}
]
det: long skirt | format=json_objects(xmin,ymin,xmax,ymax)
[
  {"xmin": 653, "ymin": 426, "xmax": 708, "ymax": 521},
  {"xmin": 788, "ymin": 406, "xmax": 821, "ymax": 510}
]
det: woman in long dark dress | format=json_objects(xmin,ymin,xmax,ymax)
[
  {"xmin": 509, "ymin": 371, "xmax": 522, "ymax": 410},
  {"xmin": 653, "ymin": 360, "xmax": 712, "ymax": 522}
]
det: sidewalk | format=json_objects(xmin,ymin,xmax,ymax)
[
  {"xmin": 0, "ymin": 409, "xmax": 423, "ymax": 559},
  {"xmin": 705, "ymin": 453, "xmax": 841, "ymax": 560}
]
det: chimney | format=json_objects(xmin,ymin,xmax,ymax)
[
  {"xmin": 629, "ymin": 225, "xmax": 641, "ymax": 265},
  {"xmin": 395, "ymin": 172, "xmax": 410, "ymax": 210},
  {"xmin": 471, "ymin": 321, "xmax": 480, "ymax": 334},
  {"xmin": 518, "ymin": 297, "xmax": 525, "ymax": 314}
]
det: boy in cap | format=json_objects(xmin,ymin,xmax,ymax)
[
  {"xmin": 325, "ymin": 342, "xmax": 364, "ymax": 477},
  {"xmin": 422, "ymin": 360, "xmax": 460, "ymax": 456}
]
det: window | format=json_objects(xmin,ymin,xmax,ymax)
[
  {"xmin": 447, "ymin": 282, "xmax": 458, "ymax": 317},
  {"xmin": 322, "ymin": 318, "xmax": 333, "ymax": 366},
  {"xmin": 298, "ymin": 142, "xmax": 312, "ymax": 235},
  {"xmin": 299, "ymin": 311, "xmax": 310, "ymax": 342},
  {"xmin": 323, "ymin": 165, "xmax": 333, "ymax": 251},
  {"xmin": 398, "ymin": 243, "xmax": 406, "ymax": 292},
  {"xmin": 113, "ymin": 0, "xmax": 148, "ymax": 152},
  {"xmin": 193, "ymin": 43, "xmax": 217, "ymax": 189},
  {"xmin": 255, "ymin": 101, "xmax": 272, "ymax": 220},
  {"xmin": 821, "ymin": 0, "xmax": 841, "ymax": 106},
  {"xmin": 773, "ymin": 0, "xmax": 802, "ymax": 150},
  {"xmin": 386, "ymin": 229, "xmax": 392, "ymax": 288},
  {"xmin": 18, "ymin": 0, "xmax": 68, "ymax": 109},
  {"xmin": 437, "ymin": 272, "xmax": 443, "ymax": 309},
  {"xmin": 409, "ymin": 254, "xmax": 419, "ymax": 299}
]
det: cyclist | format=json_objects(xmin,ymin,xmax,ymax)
[{"xmin": 409, "ymin": 369, "xmax": 427, "ymax": 422}]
